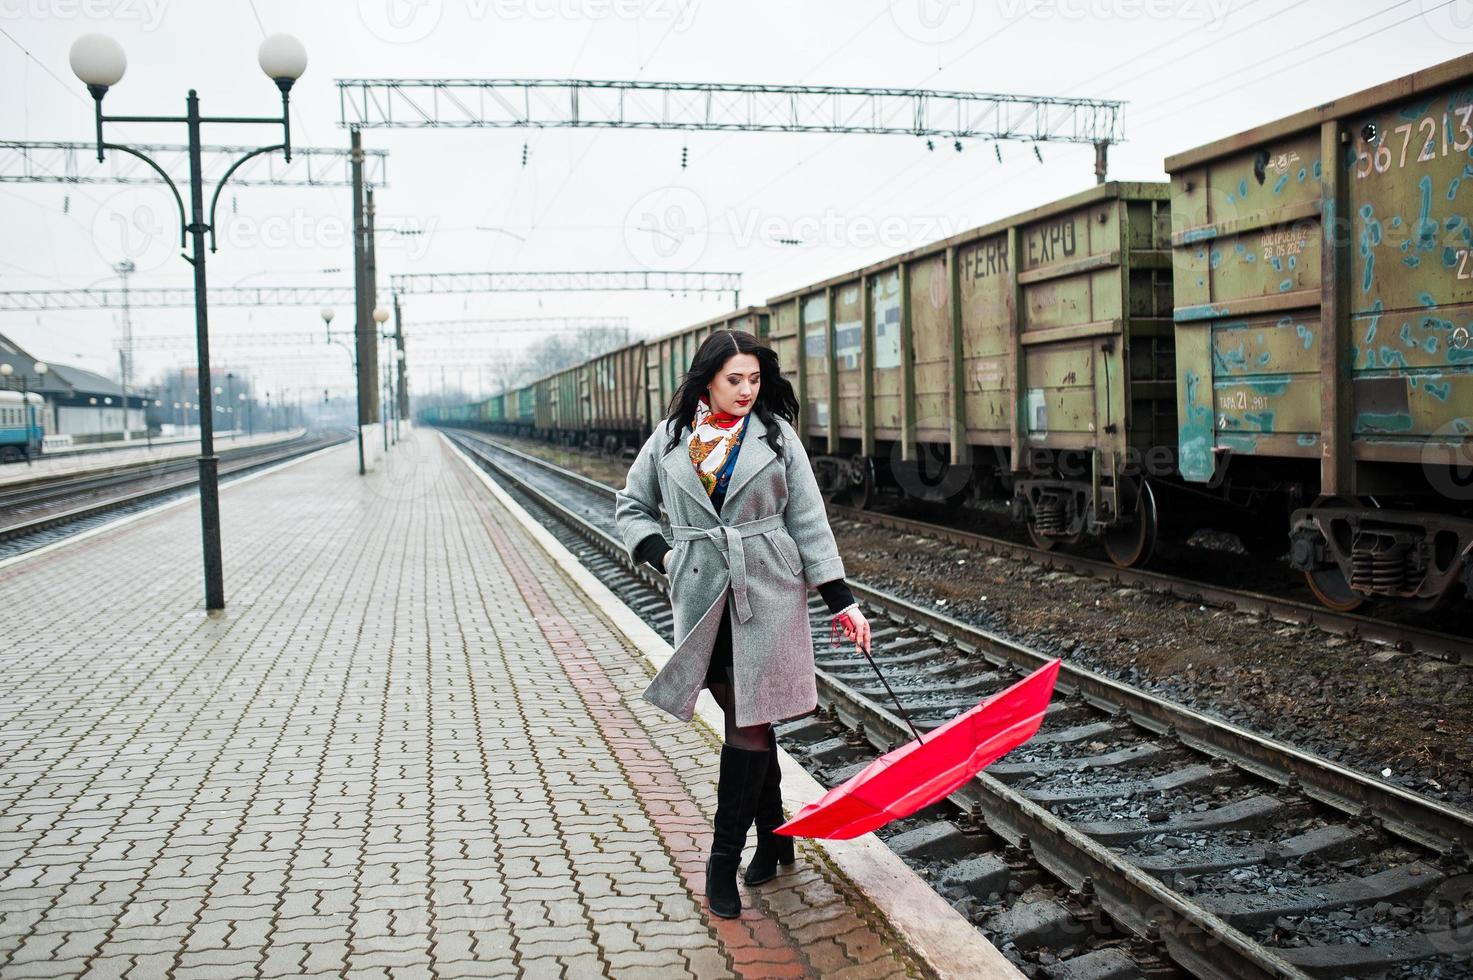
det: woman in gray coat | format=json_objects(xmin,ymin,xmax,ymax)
[{"xmin": 614, "ymin": 329, "xmax": 871, "ymax": 919}]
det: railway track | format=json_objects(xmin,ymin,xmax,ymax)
[
  {"xmin": 447, "ymin": 428, "xmax": 1473, "ymax": 980},
  {"xmin": 0, "ymin": 432, "xmax": 347, "ymax": 556},
  {"xmin": 827, "ymin": 503, "xmax": 1473, "ymax": 669}
]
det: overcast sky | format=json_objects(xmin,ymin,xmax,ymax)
[{"xmin": 3, "ymin": 0, "xmax": 1471, "ymax": 404}]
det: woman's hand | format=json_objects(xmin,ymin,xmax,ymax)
[
  {"xmin": 831, "ymin": 604, "xmax": 871, "ymax": 654},
  {"xmin": 660, "ymin": 550, "xmax": 669, "ymax": 574}
]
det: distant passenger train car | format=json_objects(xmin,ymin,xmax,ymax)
[{"xmin": 0, "ymin": 390, "xmax": 45, "ymax": 462}]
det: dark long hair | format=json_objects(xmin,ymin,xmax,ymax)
[{"xmin": 662, "ymin": 329, "xmax": 798, "ymax": 454}]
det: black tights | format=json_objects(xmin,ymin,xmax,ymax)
[
  {"xmin": 706, "ymin": 605, "xmax": 772, "ymax": 752},
  {"xmin": 708, "ymin": 664, "xmax": 773, "ymax": 752}
]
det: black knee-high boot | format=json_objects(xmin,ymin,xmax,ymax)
[
  {"xmin": 707, "ymin": 743, "xmax": 769, "ymax": 919},
  {"xmin": 743, "ymin": 727, "xmax": 795, "ymax": 886}
]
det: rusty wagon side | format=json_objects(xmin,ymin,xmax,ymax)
[
  {"xmin": 1166, "ymin": 52, "xmax": 1473, "ymax": 609},
  {"xmin": 585, "ymin": 339, "xmax": 647, "ymax": 452},
  {"xmin": 642, "ymin": 307, "xmax": 770, "ymax": 441},
  {"xmin": 767, "ymin": 181, "xmax": 1178, "ymax": 566}
]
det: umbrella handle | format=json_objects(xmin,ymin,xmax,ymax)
[
  {"xmin": 830, "ymin": 616, "xmax": 919, "ymax": 745},
  {"xmin": 856, "ymin": 644, "xmax": 925, "ymax": 745}
]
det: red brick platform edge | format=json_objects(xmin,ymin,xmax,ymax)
[{"xmin": 451, "ymin": 460, "xmax": 820, "ymax": 979}]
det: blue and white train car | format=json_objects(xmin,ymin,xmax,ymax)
[{"xmin": 0, "ymin": 390, "xmax": 44, "ymax": 462}]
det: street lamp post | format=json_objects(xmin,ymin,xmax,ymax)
[
  {"xmin": 70, "ymin": 31, "xmax": 307, "ymax": 612},
  {"xmin": 324, "ymin": 307, "xmax": 364, "ymax": 475}
]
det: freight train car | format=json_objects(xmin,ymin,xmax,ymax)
[
  {"xmin": 587, "ymin": 339, "xmax": 647, "ymax": 452},
  {"xmin": 1166, "ymin": 52, "xmax": 1473, "ymax": 610},
  {"xmin": 511, "ymin": 384, "xmax": 536, "ymax": 434},
  {"xmin": 768, "ymin": 181, "xmax": 1179, "ymax": 566},
  {"xmin": 644, "ymin": 308, "xmax": 770, "ymax": 438},
  {"xmin": 484, "ymin": 392, "xmax": 506, "ymax": 425},
  {"xmin": 535, "ymin": 364, "xmax": 583, "ymax": 441}
]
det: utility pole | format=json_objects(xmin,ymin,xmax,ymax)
[
  {"xmin": 352, "ymin": 128, "xmax": 382, "ymax": 459},
  {"xmin": 393, "ymin": 294, "xmax": 407, "ymax": 429},
  {"xmin": 114, "ymin": 259, "xmax": 135, "ymax": 441}
]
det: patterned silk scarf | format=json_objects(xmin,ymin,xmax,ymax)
[{"xmin": 688, "ymin": 394, "xmax": 748, "ymax": 498}]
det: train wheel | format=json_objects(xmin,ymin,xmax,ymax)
[
  {"xmin": 1304, "ymin": 565, "xmax": 1366, "ymax": 613},
  {"xmin": 824, "ymin": 458, "xmax": 875, "ymax": 510},
  {"xmin": 1103, "ymin": 479, "xmax": 1159, "ymax": 568},
  {"xmin": 1027, "ymin": 522, "xmax": 1058, "ymax": 550},
  {"xmin": 1027, "ymin": 523, "xmax": 1082, "ymax": 551}
]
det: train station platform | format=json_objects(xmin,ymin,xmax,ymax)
[{"xmin": 0, "ymin": 430, "xmax": 1016, "ymax": 980}]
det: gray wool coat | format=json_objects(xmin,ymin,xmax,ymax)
[{"xmin": 614, "ymin": 410, "xmax": 846, "ymax": 728}]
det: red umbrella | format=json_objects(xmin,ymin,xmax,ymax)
[{"xmin": 778, "ymin": 658, "xmax": 1061, "ymax": 841}]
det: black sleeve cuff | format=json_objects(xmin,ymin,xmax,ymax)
[
  {"xmin": 634, "ymin": 533, "xmax": 672, "ymax": 572},
  {"xmin": 817, "ymin": 578, "xmax": 855, "ymax": 615}
]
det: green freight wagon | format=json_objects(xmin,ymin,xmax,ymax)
[
  {"xmin": 513, "ymin": 385, "xmax": 536, "ymax": 433},
  {"xmin": 537, "ymin": 364, "xmax": 583, "ymax": 441},
  {"xmin": 1167, "ymin": 52, "xmax": 1473, "ymax": 610},
  {"xmin": 767, "ymin": 181, "xmax": 1176, "ymax": 566},
  {"xmin": 643, "ymin": 308, "xmax": 770, "ymax": 439},
  {"xmin": 485, "ymin": 392, "xmax": 505, "ymax": 425}
]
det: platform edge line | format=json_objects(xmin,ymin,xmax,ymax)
[{"xmin": 443, "ymin": 432, "xmax": 1022, "ymax": 980}]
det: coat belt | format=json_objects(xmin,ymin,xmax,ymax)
[{"xmin": 669, "ymin": 513, "xmax": 788, "ymax": 624}]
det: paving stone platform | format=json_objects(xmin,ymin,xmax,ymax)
[{"xmin": 0, "ymin": 428, "xmax": 1013, "ymax": 979}]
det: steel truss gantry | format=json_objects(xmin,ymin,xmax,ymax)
[
  {"xmin": 0, "ymin": 286, "xmax": 358, "ymax": 311},
  {"xmin": 389, "ymin": 270, "xmax": 741, "ymax": 305},
  {"xmin": 0, "ymin": 140, "xmax": 388, "ymax": 187},
  {"xmin": 336, "ymin": 78, "xmax": 1123, "ymax": 149},
  {"xmin": 127, "ymin": 316, "xmax": 632, "ymax": 350}
]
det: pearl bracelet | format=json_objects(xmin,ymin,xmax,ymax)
[{"xmin": 831, "ymin": 602, "xmax": 859, "ymax": 620}]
